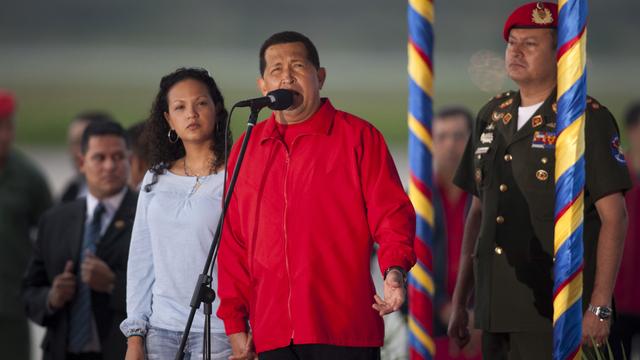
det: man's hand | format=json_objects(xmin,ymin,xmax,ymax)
[
  {"xmin": 81, "ymin": 252, "xmax": 115, "ymax": 293},
  {"xmin": 447, "ymin": 305, "xmax": 471, "ymax": 349},
  {"xmin": 124, "ymin": 336, "xmax": 145, "ymax": 360},
  {"xmin": 48, "ymin": 260, "xmax": 76, "ymax": 310},
  {"xmin": 228, "ymin": 332, "xmax": 257, "ymax": 360},
  {"xmin": 582, "ymin": 311, "xmax": 610, "ymax": 347},
  {"xmin": 372, "ymin": 268, "xmax": 406, "ymax": 316}
]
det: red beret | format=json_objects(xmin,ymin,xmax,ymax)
[
  {"xmin": 503, "ymin": 2, "xmax": 558, "ymax": 41},
  {"xmin": 0, "ymin": 89, "xmax": 16, "ymax": 119}
]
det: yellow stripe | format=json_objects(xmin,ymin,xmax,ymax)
[
  {"xmin": 408, "ymin": 180, "xmax": 435, "ymax": 229},
  {"xmin": 558, "ymin": 33, "xmax": 587, "ymax": 98},
  {"xmin": 554, "ymin": 195, "xmax": 584, "ymax": 254},
  {"xmin": 553, "ymin": 272, "xmax": 583, "ymax": 324},
  {"xmin": 409, "ymin": 0, "xmax": 434, "ymax": 23},
  {"xmin": 572, "ymin": 349, "xmax": 583, "ymax": 360},
  {"xmin": 408, "ymin": 113, "xmax": 433, "ymax": 152},
  {"xmin": 409, "ymin": 261, "xmax": 435, "ymax": 296},
  {"xmin": 409, "ymin": 316, "xmax": 436, "ymax": 355},
  {"xmin": 555, "ymin": 115, "xmax": 585, "ymax": 181},
  {"xmin": 408, "ymin": 43, "xmax": 434, "ymax": 98},
  {"xmin": 558, "ymin": 0, "xmax": 568, "ymax": 12}
]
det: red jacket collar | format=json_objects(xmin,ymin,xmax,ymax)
[{"xmin": 260, "ymin": 98, "xmax": 335, "ymax": 143}]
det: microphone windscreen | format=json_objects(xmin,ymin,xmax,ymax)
[{"xmin": 267, "ymin": 89, "xmax": 294, "ymax": 111}]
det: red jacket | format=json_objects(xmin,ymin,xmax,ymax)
[{"xmin": 217, "ymin": 100, "xmax": 416, "ymax": 353}]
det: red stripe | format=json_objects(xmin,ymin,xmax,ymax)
[
  {"xmin": 409, "ymin": 38, "xmax": 433, "ymax": 73},
  {"xmin": 410, "ymin": 172, "xmax": 433, "ymax": 203},
  {"xmin": 414, "ymin": 235, "xmax": 433, "ymax": 270},
  {"xmin": 567, "ymin": 346, "xmax": 581, "ymax": 360},
  {"xmin": 409, "ymin": 348, "xmax": 422, "ymax": 360},
  {"xmin": 410, "ymin": 289, "xmax": 433, "ymax": 329},
  {"xmin": 553, "ymin": 263, "xmax": 584, "ymax": 299},
  {"xmin": 557, "ymin": 26, "xmax": 586, "ymax": 60},
  {"xmin": 554, "ymin": 189, "xmax": 583, "ymax": 223}
]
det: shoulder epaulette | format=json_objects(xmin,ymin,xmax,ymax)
[{"xmin": 491, "ymin": 91, "xmax": 513, "ymax": 101}]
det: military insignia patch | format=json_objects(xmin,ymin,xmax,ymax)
[
  {"xmin": 532, "ymin": 4, "xmax": 553, "ymax": 25},
  {"xmin": 492, "ymin": 111, "xmax": 504, "ymax": 122},
  {"xmin": 532, "ymin": 130, "xmax": 557, "ymax": 149},
  {"xmin": 499, "ymin": 98, "xmax": 513, "ymax": 109},
  {"xmin": 486, "ymin": 123, "xmax": 496, "ymax": 131},
  {"xmin": 611, "ymin": 136, "xmax": 626, "ymax": 164},
  {"xmin": 546, "ymin": 122, "xmax": 556, "ymax": 129},
  {"xmin": 502, "ymin": 113, "xmax": 512, "ymax": 125},
  {"xmin": 480, "ymin": 132, "xmax": 494, "ymax": 144},
  {"xmin": 532, "ymin": 115, "xmax": 543, "ymax": 128}
]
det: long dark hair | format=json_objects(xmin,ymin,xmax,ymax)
[{"xmin": 143, "ymin": 67, "xmax": 231, "ymax": 192}]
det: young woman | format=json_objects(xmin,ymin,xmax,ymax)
[{"xmin": 121, "ymin": 67, "xmax": 232, "ymax": 360}]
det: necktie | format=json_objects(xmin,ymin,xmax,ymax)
[{"xmin": 68, "ymin": 202, "xmax": 105, "ymax": 352}]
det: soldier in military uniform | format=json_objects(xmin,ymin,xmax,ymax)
[{"xmin": 447, "ymin": 2, "xmax": 632, "ymax": 358}]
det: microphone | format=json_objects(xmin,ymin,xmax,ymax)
[{"xmin": 234, "ymin": 89, "xmax": 294, "ymax": 111}]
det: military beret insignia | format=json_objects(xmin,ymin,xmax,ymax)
[
  {"xmin": 502, "ymin": 113, "xmax": 513, "ymax": 125},
  {"xmin": 532, "ymin": 115, "xmax": 543, "ymax": 128},
  {"xmin": 611, "ymin": 136, "xmax": 626, "ymax": 164},
  {"xmin": 532, "ymin": 4, "xmax": 554, "ymax": 25}
]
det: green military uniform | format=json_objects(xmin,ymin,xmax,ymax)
[
  {"xmin": 0, "ymin": 149, "xmax": 52, "ymax": 359},
  {"xmin": 454, "ymin": 90, "xmax": 631, "ymax": 355}
]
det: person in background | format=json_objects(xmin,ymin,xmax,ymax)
[
  {"xmin": 611, "ymin": 102, "xmax": 640, "ymax": 358},
  {"xmin": 60, "ymin": 111, "xmax": 115, "ymax": 202},
  {"xmin": 0, "ymin": 89, "xmax": 52, "ymax": 359},
  {"xmin": 431, "ymin": 107, "xmax": 481, "ymax": 360},
  {"xmin": 126, "ymin": 121, "xmax": 150, "ymax": 190},
  {"xmin": 23, "ymin": 120, "xmax": 136, "ymax": 360},
  {"xmin": 121, "ymin": 67, "xmax": 232, "ymax": 360}
]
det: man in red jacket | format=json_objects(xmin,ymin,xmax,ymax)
[{"xmin": 217, "ymin": 31, "xmax": 417, "ymax": 360}]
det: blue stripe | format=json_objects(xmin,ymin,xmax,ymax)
[
  {"xmin": 415, "ymin": 216, "xmax": 433, "ymax": 248},
  {"xmin": 409, "ymin": 77, "xmax": 433, "ymax": 123},
  {"xmin": 557, "ymin": 71, "xmax": 587, "ymax": 133},
  {"xmin": 554, "ymin": 156, "xmax": 585, "ymax": 218},
  {"xmin": 409, "ymin": 133, "xmax": 433, "ymax": 185},
  {"xmin": 552, "ymin": 223, "xmax": 584, "ymax": 295},
  {"xmin": 557, "ymin": 0, "xmax": 588, "ymax": 48},
  {"xmin": 553, "ymin": 300, "xmax": 583, "ymax": 360},
  {"xmin": 407, "ymin": 6, "xmax": 434, "ymax": 61}
]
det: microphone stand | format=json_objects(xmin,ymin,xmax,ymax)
[{"xmin": 175, "ymin": 105, "xmax": 262, "ymax": 360}]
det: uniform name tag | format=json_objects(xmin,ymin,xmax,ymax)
[
  {"xmin": 475, "ymin": 146, "xmax": 490, "ymax": 155},
  {"xmin": 531, "ymin": 131, "xmax": 557, "ymax": 149}
]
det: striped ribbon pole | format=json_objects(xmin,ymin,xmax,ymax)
[
  {"xmin": 407, "ymin": 0, "xmax": 435, "ymax": 359},
  {"xmin": 553, "ymin": 0, "xmax": 588, "ymax": 359}
]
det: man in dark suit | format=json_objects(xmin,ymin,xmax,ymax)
[{"xmin": 23, "ymin": 120, "xmax": 137, "ymax": 360}]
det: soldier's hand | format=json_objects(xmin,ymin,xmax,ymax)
[
  {"xmin": 124, "ymin": 336, "xmax": 145, "ymax": 360},
  {"xmin": 582, "ymin": 311, "xmax": 610, "ymax": 348},
  {"xmin": 48, "ymin": 260, "xmax": 76, "ymax": 310},
  {"xmin": 81, "ymin": 251, "xmax": 115, "ymax": 293},
  {"xmin": 372, "ymin": 268, "xmax": 406, "ymax": 316},
  {"xmin": 447, "ymin": 305, "xmax": 471, "ymax": 349}
]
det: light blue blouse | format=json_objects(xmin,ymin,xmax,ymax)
[{"xmin": 120, "ymin": 169, "xmax": 225, "ymax": 336}]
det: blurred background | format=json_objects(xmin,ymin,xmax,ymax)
[{"xmin": 1, "ymin": 0, "xmax": 638, "ymax": 358}]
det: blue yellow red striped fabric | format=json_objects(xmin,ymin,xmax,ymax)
[
  {"xmin": 407, "ymin": 0, "xmax": 435, "ymax": 359},
  {"xmin": 554, "ymin": 0, "xmax": 588, "ymax": 359}
]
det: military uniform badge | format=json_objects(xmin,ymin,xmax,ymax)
[{"xmin": 532, "ymin": 115, "xmax": 543, "ymax": 128}]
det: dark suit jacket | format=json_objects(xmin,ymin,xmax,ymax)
[{"xmin": 22, "ymin": 189, "xmax": 138, "ymax": 360}]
